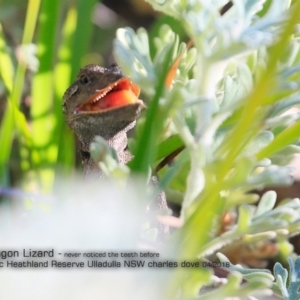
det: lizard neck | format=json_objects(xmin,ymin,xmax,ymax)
[{"xmin": 78, "ymin": 121, "xmax": 135, "ymax": 176}]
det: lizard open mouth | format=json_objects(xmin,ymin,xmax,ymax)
[{"xmin": 74, "ymin": 78, "xmax": 141, "ymax": 114}]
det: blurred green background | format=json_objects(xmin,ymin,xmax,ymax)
[{"xmin": 0, "ymin": 0, "xmax": 167, "ymax": 193}]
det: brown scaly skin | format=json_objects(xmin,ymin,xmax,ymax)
[
  {"xmin": 62, "ymin": 64, "xmax": 144, "ymax": 174},
  {"xmin": 62, "ymin": 63, "xmax": 169, "ymax": 240}
]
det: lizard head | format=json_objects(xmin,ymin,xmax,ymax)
[{"xmin": 63, "ymin": 64, "xmax": 145, "ymax": 141}]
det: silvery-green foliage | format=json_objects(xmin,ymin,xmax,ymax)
[
  {"xmin": 114, "ymin": 1, "xmax": 300, "ymax": 194},
  {"xmin": 114, "ymin": 25, "xmax": 196, "ymax": 97},
  {"xmin": 114, "ymin": 27, "xmax": 156, "ymax": 95},
  {"xmin": 111, "ymin": 0, "xmax": 300, "ymax": 298},
  {"xmin": 90, "ymin": 136, "xmax": 130, "ymax": 179},
  {"xmin": 274, "ymin": 257, "xmax": 300, "ymax": 300},
  {"xmin": 198, "ymin": 253, "xmax": 275, "ymax": 300},
  {"xmin": 197, "ymin": 192, "xmax": 300, "ymax": 259}
]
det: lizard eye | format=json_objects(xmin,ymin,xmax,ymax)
[{"xmin": 80, "ymin": 75, "xmax": 92, "ymax": 85}]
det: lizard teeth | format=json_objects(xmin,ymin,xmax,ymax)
[
  {"xmin": 92, "ymin": 94, "xmax": 104, "ymax": 102},
  {"xmin": 92, "ymin": 87, "xmax": 114, "ymax": 103},
  {"xmin": 74, "ymin": 77, "xmax": 139, "ymax": 114}
]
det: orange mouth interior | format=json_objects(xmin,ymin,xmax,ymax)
[{"xmin": 75, "ymin": 78, "xmax": 140, "ymax": 114}]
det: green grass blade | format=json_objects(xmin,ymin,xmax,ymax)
[
  {"xmin": 53, "ymin": 5, "xmax": 77, "ymax": 178},
  {"xmin": 155, "ymin": 134, "xmax": 184, "ymax": 161},
  {"xmin": 0, "ymin": 0, "xmax": 41, "ymax": 183},
  {"xmin": 55, "ymin": 0, "xmax": 99, "ymax": 178},
  {"xmin": 0, "ymin": 24, "xmax": 14, "ymax": 93},
  {"xmin": 70, "ymin": 0, "xmax": 99, "ymax": 80},
  {"xmin": 129, "ymin": 45, "xmax": 174, "ymax": 174},
  {"xmin": 257, "ymin": 119, "xmax": 300, "ymax": 160},
  {"xmin": 29, "ymin": 0, "xmax": 62, "ymax": 191}
]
